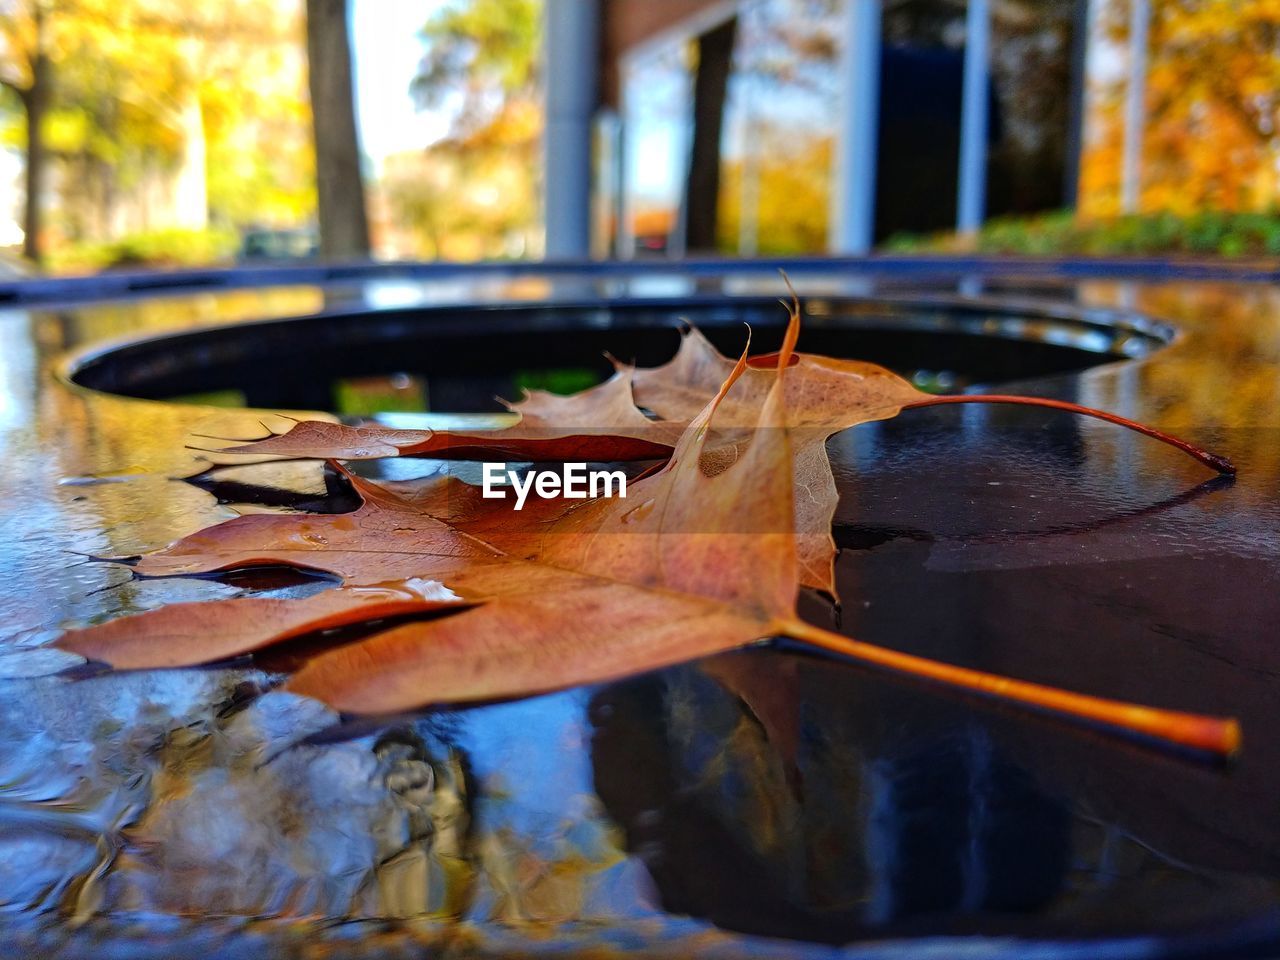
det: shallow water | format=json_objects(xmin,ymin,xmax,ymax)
[{"xmin": 1, "ymin": 268, "xmax": 1279, "ymax": 957}]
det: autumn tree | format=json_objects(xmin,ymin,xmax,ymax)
[
  {"xmin": 305, "ymin": 0, "xmax": 369, "ymax": 259},
  {"xmin": 388, "ymin": 0, "xmax": 541, "ymax": 259},
  {"xmin": 47, "ymin": 8, "xmax": 204, "ymax": 243},
  {"xmin": 412, "ymin": 0, "xmax": 539, "ymax": 138},
  {"xmin": 1, "ymin": 0, "xmax": 312, "ymax": 265},
  {"xmin": 1082, "ymin": 0, "xmax": 1280, "ymax": 217},
  {"xmin": 1, "ymin": 0, "xmax": 61, "ymax": 262},
  {"xmin": 198, "ymin": 2, "xmax": 314, "ymax": 231}
]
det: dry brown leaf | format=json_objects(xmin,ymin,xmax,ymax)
[
  {"xmin": 211, "ymin": 304, "xmax": 1231, "ymax": 597},
  {"xmin": 210, "ymin": 368, "xmax": 679, "ymax": 463},
  {"xmin": 57, "ymin": 304, "xmax": 1240, "ymax": 755},
  {"xmin": 58, "ymin": 581, "xmax": 466, "ymax": 668}
]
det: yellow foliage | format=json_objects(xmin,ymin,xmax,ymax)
[
  {"xmin": 717, "ymin": 126, "xmax": 831, "ymax": 255},
  {"xmin": 1, "ymin": 0, "xmax": 314, "ymax": 252},
  {"xmin": 1082, "ymin": 0, "xmax": 1280, "ymax": 217}
]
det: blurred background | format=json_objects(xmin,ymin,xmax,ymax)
[{"xmin": 2, "ymin": 0, "xmax": 1277, "ymax": 276}]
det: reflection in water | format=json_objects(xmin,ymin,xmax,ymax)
[
  {"xmin": 588, "ymin": 663, "xmax": 1070, "ymax": 942},
  {"xmin": 591, "ymin": 656, "xmax": 1276, "ymax": 945}
]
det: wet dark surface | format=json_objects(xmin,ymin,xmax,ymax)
[
  {"xmin": 1, "ymin": 262, "xmax": 1278, "ymax": 958},
  {"xmin": 66, "ymin": 292, "xmax": 1167, "ymax": 409}
]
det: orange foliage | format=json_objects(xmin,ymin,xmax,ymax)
[{"xmin": 1082, "ymin": 0, "xmax": 1280, "ymax": 217}]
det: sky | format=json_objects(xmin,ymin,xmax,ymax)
[{"xmin": 350, "ymin": 0, "xmax": 452, "ymax": 173}]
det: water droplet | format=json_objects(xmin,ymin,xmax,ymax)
[{"xmin": 621, "ymin": 499, "xmax": 655, "ymax": 524}]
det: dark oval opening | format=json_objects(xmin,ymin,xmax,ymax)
[{"xmin": 66, "ymin": 295, "xmax": 1172, "ymax": 415}]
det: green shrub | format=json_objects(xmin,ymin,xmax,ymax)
[
  {"xmin": 46, "ymin": 226, "xmax": 240, "ymax": 274},
  {"xmin": 886, "ymin": 209, "xmax": 1280, "ymax": 258}
]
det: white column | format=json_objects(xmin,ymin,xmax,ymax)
[
  {"xmin": 1120, "ymin": 0, "xmax": 1149, "ymax": 214},
  {"xmin": 544, "ymin": 0, "xmax": 598, "ymax": 259},
  {"xmin": 956, "ymin": 0, "xmax": 991, "ymax": 235},
  {"xmin": 830, "ymin": 0, "xmax": 882, "ymax": 255}
]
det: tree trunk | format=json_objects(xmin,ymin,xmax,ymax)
[
  {"xmin": 305, "ymin": 0, "xmax": 370, "ymax": 259},
  {"xmin": 21, "ymin": 30, "xmax": 51, "ymax": 264},
  {"xmin": 683, "ymin": 16, "xmax": 736, "ymax": 253},
  {"xmin": 1061, "ymin": 0, "xmax": 1089, "ymax": 209}
]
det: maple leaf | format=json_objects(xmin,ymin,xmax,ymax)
[
  {"xmin": 61, "ymin": 581, "xmax": 465, "ymax": 668},
  {"xmin": 211, "ymin": 291, "xmax": 1232, "ymax": 598},
  {"xmin": 198, "ymin": 368, "xmax": 680, "ymax": 463},
  {"xmin": 57, "ymin": 303, "xmax": 1240, "ymax": 756}
]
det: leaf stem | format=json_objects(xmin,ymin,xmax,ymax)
[
  {"xmin": 905, "ymin": 394, "xmax": 1235, "ymax": 475},
  {"xmin": 778, "ymin": 617, "xmax": 1240, "ymax": 757}
]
